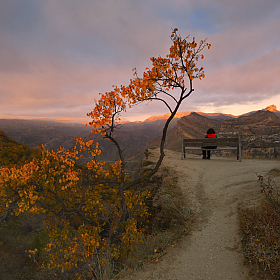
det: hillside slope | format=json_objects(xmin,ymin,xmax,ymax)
[
  {"xmin": 159, "ymin": 110, "xmax": 280, "ymax": 153},
  {"xmin": 0, "ymin": 130, "xmax": 40, "ymax": 167}
]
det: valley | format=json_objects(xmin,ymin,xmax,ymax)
[{"xmin": 0, "ymin": 105, "xmax": 279, "ymax": 172}]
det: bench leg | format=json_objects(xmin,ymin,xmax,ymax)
[
  {"xmin": 238, "ymin": 134, "xmax": 242, "ymax": 162},
  {"xmin": 181, "ymin": 136, "xmax": 186, "ymax": 160}
]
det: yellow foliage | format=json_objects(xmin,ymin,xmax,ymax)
[
  {"xmin": 0, "ymin": 28, "xmax": 210, "ymax": 278},
  {"xmin": 0, "ymin": 137, "xmax": 149, "ymax": 277}
]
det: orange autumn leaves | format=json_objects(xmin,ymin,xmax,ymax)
[
  {"xmin": 0, "ymin": 28, "xmax": 210, "ymax": 278},
  {"xmin": 169, "ymin": 28, "xmax": 211, "ymax": 81},
  {"xmin": 0, "ymin": 136, "xmax": 148, "ymax": 275},
  {"xmin": 87, "ymin": 28, "xmax": 211, "ymax": 134}
]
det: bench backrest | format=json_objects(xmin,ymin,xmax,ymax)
[{"xmin": 183, "ymin": 137, "xmax": 239, "ymax": 147}]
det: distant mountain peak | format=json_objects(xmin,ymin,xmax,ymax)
[
  {"xmin": 139, "ymin": 104, "xmax": 279, "ymax": 123},
  {"xmin": 143, "ymin": 111, "xmax": 192, "ymax": 122},
  {"xmin": 262, "ymin": 104, "xmax": 279, "ymax": 112},
  {"xmin": 190, "ymin": 111, "xmax": 200, "ymax": 116}
]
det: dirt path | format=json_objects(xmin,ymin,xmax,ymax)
[{"xmin": 123, "ymin": 149, "xmax": 280, "ymax": 280}]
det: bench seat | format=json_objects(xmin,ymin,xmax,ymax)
[{"xmin": 181, "ymin": 136, "xmax": 242, "ymax": 161}]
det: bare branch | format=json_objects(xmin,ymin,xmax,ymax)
[{"xmin": 148, "ymin": 97, "xmax": 173, "ymax": 113}]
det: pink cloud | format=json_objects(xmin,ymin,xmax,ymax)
[
  {"xmin": 192, "ymin": 47, "xmax": 280, "ymax": 106},
  {"xmin": 1, "ymin": 0, "xmax": 280, "ymax": 121}
]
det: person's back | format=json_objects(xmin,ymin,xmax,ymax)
[{"xmin": 202, "ymin": 128, "xmax": 217, "ymax": 159}]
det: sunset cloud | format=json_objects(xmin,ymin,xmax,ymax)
[{"xmin": 0, "ymin": 0, "xmax": 279, "ymax": 122}]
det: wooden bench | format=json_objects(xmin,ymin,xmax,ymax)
[{"xmin": 181, "ymin": 136, "xmax": 242, "ymax": 161}]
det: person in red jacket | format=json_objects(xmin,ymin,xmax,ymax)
[{"xmin": 202, "ymin": 128, "xmax": 217, "ymax": 159}]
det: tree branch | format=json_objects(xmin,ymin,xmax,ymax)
[{"xmin": 148, "ymin": 97, "xmax": 173, "ymax": 113}]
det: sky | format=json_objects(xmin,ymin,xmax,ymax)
[{"xmin": 1, "ymin": 0, "xmax": 280, "ymax": 123}]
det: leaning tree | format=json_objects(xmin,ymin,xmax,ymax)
[
  {"xmin": 0, "ymin": 28, "xmax": 210, "ymax": 279},
  {"xmin": 87, "ymin": 28, "xmax": 211, "ymax": 221}
]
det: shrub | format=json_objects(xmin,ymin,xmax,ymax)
[{"xmin": 239, "ymin": 174, "xmax": 280, "ymax": 279}]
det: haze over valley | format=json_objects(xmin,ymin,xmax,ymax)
[{"xmin": 1, "ymin": 105, "xmax": 279, "ymax": 167}]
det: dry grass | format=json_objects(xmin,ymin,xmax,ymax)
[
  {"xmin": 120, "ymin": 162, "xmax": 193, "ymax": 276},
  {"xmin": 239, "ymin": 173, "xmax": 280, "ymax": 279},
  {"xmin": 0, "ymin": 213, "xmax": 49, "ymax": 279}
]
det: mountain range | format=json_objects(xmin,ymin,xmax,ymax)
[
  {"xmin": 161, "ymin": 109, "xmax": 280, "ymax": 151},
  {"xmin": 0, "ymin": 105, "xmax": 279, "ymax": 163},
  {"xmin": 142, "ymin": 104, "xmax": 280, "ymax": 122}
]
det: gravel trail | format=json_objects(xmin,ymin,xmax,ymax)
[{"xmin": 123, "ymin": 149, "xmax": 280, "ymax": 280}]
